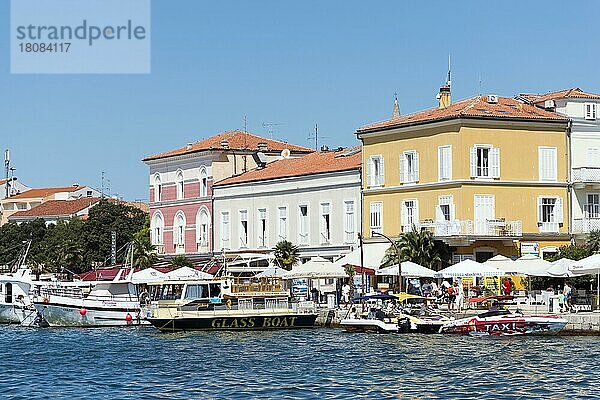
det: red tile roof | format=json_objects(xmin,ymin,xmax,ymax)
[
  {"xmin": 6, "ymin": 185, "xmax": 86, "ymax": 200},
  {"xmin": 9, "ymin": 198, "xmax": 101, "ymax": 219},
  {"xmin": 143, "ymin": 130, "xmax": 314, "ymax": 161},
  {"xmin": 357, "ymin": 96, "xmax": 568, "ymax": 133},
  {"xmin": 0, "ymin": 179, "xmax": 8, "ymax": 185},
  {"xmin": 214, "ymin": 147, "xmax": 362, "ymax": 186},
  {"xmin": 519, "ymin": 88, "xmax": 600, "ymax": 104}
]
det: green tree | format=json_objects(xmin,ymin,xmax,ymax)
[
  {"xmin": 55, "ymin": 239, "xmax": 84, "ymax": 273},
  {"xmin": 133, "ymin": 226, "xmax": 158, "ymax": 269},
  {"xmin": 586, "ymin": 230, "xmax": 600, "ymax": 253},
  {"xmin": 547, "ymin": 244, "xmax": 591, "ymax": 262},
  {"xmin": 381, "ymin": 227, "xmax": 449, "ymax": 270},
  {"xmin": 273, "ymin": 240, "xmax": 300, "ymax": 270},
  {"xmin": 343, "ymin": 264, "xmax": 356, "ymax": 300},
  {"xmin": 170, "ymin": 255, "xmax": 193, "ymax": 269}
]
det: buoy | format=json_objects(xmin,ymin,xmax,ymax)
[
  {"xmin": 79, "ymin": 308, "xmax": 87, "ymax": 316},
  {"xmin": 43, "ymin": 297, "xmax": 49, "ymax": 303},
  {"xmin": 125, "ymin": 313, "xmax": 133, "ymax": 322}
]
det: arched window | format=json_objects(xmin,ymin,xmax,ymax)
[
  {"xmin": 196, "ymin": 207, "xmax": 210, "ymax": 252},
  {"xmin": 176, "ymin": 170, "xmax": 184, "ymax": 200},
  {"xmin": 174, "ymin": 211, "xmax": 186, "ymax": 253},
  {"xmin": 154, "ymin": 174, "xmax": 162, "ymax": 202},
  {"xmin": 200, "ymin": 167, "xmax": 208, "ymax": 197},
  {"xmin": 150, "ymin": 212, "xmax": 164, "ymax": 245}
]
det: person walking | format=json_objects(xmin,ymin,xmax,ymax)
[
  {"xmin": 447, "ymin": 282, "xmax": 456, "ymax": 312},
  {"xmin": 454, "ymin": 281, "xmax": 465, "ymax": 313},
  {"xmin": 563, "ymin": 282, "xmax": 573, "ymax": 313}
]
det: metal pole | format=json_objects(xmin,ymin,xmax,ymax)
[
  {"xmin": 372, "ymin": 231, "xmax": 402, "ymax": 293},
  {"xmin": 358, "ymin": 233, "xmax": 365, "ymax": 297}
]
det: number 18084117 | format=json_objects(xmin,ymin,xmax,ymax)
[{"xmin": 19, "ymin": 42, "xmax": 71, "ymax": 53}]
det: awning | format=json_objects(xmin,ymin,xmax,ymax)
[
  {"xmin": 434, "ymin": 259, "xmax": 503, "ymax": 278},
  {"xmin": 333, "ymin": 243, "xmax": 390, "ymax": 270},
  {"xmin": 376, "ymin": 261, "xmax": 435, "ymax": 278},
  {"xmin": 282, "ymin": 257, "xmax": 349, "ymax": 279}
]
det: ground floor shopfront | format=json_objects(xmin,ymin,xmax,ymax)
[{"xmin": 448, "ymin": 238, "xmax": 571, "ymax": 263}]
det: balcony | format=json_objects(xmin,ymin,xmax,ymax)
[
  {"xmin": 406, "ymin": 219, "xmax": 521, "ymax": 238},
  {"xmin": 572, "ymin": 167, "xmax": 600, "ymax": 188},
  {"xmin": 573, "ymin": 218, "xmax": 600, "ymax": 234}
]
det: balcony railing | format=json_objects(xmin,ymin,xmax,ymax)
[
  {"xmin": 406, "ymin": 219, "xmax": 521, "ymax": 237},
  {"xmin": 539, "ymin": 222, "xmax": 560, "ymax": 233},
  {"xmin": 573, "ymin": 218, "xmax": 600, "ymax": 234},
  {"xmin": 572, "ymin": 167, "xmax": 600, "ymax": 183}
]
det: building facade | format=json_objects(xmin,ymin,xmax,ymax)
[
  {"xmin": 518, "ymin": 88, "xmax": 600, "ymax": 240},
  {"xmin": 212, "ymin": 148, "xmax": 362, "ymax": 261},
  {"xmin": 8, "ymin": 197, "xmax": 102, "ymax": 225},
  {"xmin": 357, "ymin": 89, "xmax": 570, "ymax": 262},
  {"xmin": 143, "ymin": 130, "xmax": 313, "ymax": 258}
]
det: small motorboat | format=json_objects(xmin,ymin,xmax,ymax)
[{"xmin": 440, "ymin": 309, "xmax": 568, "ymax": 336}]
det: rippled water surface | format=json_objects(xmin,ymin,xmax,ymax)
[{"xmin": 1, "ymin": 325, "xmax": 599, "ymax": 399}]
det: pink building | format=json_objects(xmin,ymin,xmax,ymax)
[{"xmin": 143, "ymin": 130, "xmax": 313, "ymax": 259}]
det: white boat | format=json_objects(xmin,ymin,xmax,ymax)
[
  {"xmin": 0, "ymin": 268, "xmax": 34, "ymax": 324},
  {"xmin": 33, "ymin": 268, "xmax": 147, "ymax": 327},
  {"xmin": 340, "ymin": 317, "xmax": 400, "ymax": 333}
]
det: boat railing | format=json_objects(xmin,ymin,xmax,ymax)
[{"xmin": 40, "ymin": 287, "xmax": 139, "ymax": 303}]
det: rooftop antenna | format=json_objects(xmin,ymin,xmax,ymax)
[
  {"xmin": 262, "ymin": 122, "xmax": 284, "ymax": 139},
  {"xmin": 243, "ymin": 115, "xmax": 248, "ymax": 172},
  {"xmin": 307, "ymin": 124, "xmax": 330, "ymax": 151},
  {"xmin": 478, "ymin": 73, "xmax": 482, "ymax": 95},
  {"xmin": 101, "ymin": 171, "xmax": 105, "ymax": 198},
  {"xmin": 4, "ymin": 149, "xmax": 10, "ymax": 199},
  {"xmin": 447, "ymin": 53, "xmax": 452, "ymax": 87}
]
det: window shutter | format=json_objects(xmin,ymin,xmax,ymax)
[
  {"xmin": 379, "ymin": 156, "xmax": 385, "ymax": 185},
  {"xmin": 367, "ymin": 157, "xmax": 373, "ymax": 187},
  {"xmin": 550, "ymin": 148, "xmax": 557, "ymax": 181},
  {"xmin": 401, "ymin": 202, "xmax": 407, "ymax": 227},
  {"xmin": 450, "ymin": 203, "xmax": 456, "ymax": 220},
  {"xmin": 555, "ymin": 197, "xmax": 563, "ymax": 223},
  {"xmin": 470, "ymin": 147, "xmax": 477, "ymax": 177},
  {"xmin": 438, "ymin": 148, "xmax": 443, "ymax": 181},
  {"xmin": 537, "ymin": 197, "xmax": 543, "ymax": 223},
  {"xmin": 445, "ymin": 146, "xmax": 452, "ymax": 180},
  {"xmin": 538, "ymin": 148, "xmax": 545, "ymax": 180},
  {"xmin": 399, "ymin": 154, "xmax": 405, "ymax": 183},
  {"xmin": 414, "ymin": 200, "xmax": 419, "ymax": 225},
  {"xmin": 491, "ymin": 147, "xmax": 500, "ymax": 178},
  {"xmin": 414, "ymin": 152, "xmax": 420, "ymax": 182},
  {"xmin": 435, "ymin": 205, "xmax": 444, "ymax": 221}
]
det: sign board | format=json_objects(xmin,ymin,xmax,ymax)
[{"xmin": 521, "ymin": 242, "xmax": 539, "ymax": 257}]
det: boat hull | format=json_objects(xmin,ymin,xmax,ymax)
[
  {"xmin": 34, "ymin": 302, "xmax": 147, "ymax": 327},
  {"xmin": 341, "ymin": 318, "xmax": 399, "ymax": 333},
  {"xmin": 441, "ymin": 315, "xmax": 568, "ymax": 336},
  {"xmin": 148, "ymin": 313, "xmax": 318, "ymax": 332},
  {"xmin": 0, "ymin": 304, "xmax": 23, "ymax": 324}
]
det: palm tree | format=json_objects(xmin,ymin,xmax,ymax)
[
  {"xmin": 170, "ymin": 255, "xmax": 193, "ymax": 269},
  {"xmin": 343, "ymin": 265, "xmax": 356, "ymax": 300},
  {"xmin": 587, "ymin": 230, "xmax": 600, "ymax": 253},
  {"xmin": 274, "ymin": 240, "xmax": 300, "ymax": 270},
  {"xmin": 381, "ymin": 227, "xmax": 448, "ymax": 270},
  {"xmin": 133, "ymin": 227, "xmax": 158, "ymax": 269},
  {"xmin": 56, "ymin": 239, "xmax": 84, "ymax": 273}
]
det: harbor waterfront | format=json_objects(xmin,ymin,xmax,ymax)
[{"xmin": 1, "ymin": 325, "xmax": 599, "ymax": 399}]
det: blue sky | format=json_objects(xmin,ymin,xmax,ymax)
[{"xmin": 1, "ymin": 1, "xmax": 599, "ymax": 200}]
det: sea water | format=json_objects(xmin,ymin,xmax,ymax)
[{"xmin": 0, "ymin": 325, "xmax": 599, "ymax": 399}]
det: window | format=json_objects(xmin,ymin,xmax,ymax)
[
  {"xmin": 369, "ymin": 202, "xmax": 382, "ymax": 235},
  {"xmin": 154, "ymin": 174, "xmax": 162, "ymax": 202},
  {"xmin": 258, "ymin": 208, "xmax": 267, "ymax": 247},
  {"xmin": 438, "ymin": 145, "xmax": 452, "ymax": 181},
  {"xmin": 320, "ymin": 203, "xmax": 331, "ymax": 243},
  {"xmin": 151, "ymin": 212, "xmax": 164, "ymax": 245},
  {"xmin": 470, "ymin": 146, "xmax": 500, "ymax": 178},
  {"xmin": 437, "ymin": 196, "xmax": 454, "ymax": 221},
  {"xmin": 174, "ymin": 212, "xmax": 186, "ymax": 252},
  {"xmin": 298, "ymin": 205, "xmax": 309, "ymax": 245},
  {"xmin": 176, "ymin": 170, "xmax": 184, "ymax": 200},
  {"xmin": 537, "ymin": 197, "xmax": 563, "ymax": 233},
  {"xmin": 585, "ymin": 103, "xmax": 597, "ymax": 120},
  {"xmin": 86, "ymin": 190, "xmax": 93, "ymax": 197},
  {"xmin": 586, "ymin": 194, "xmax": 600, "ymax": 218},
  {"xmin": 587, "ymin": 147, "xmax": 600, "ymax": 167},
  {"xmin": 200, "ymin": 167, "xmax": 208, "ymax": 197},
  {"xmin": 221, "ymin": 212, "xmax": 230, "ymax": 250},
  {"xmin": 278, "ymin": 207, "xmax": 288, "ymax": 241},
  {"xmin": 367, "ymin": 155, "xmax": 384, "ymax": 187},
  {"xmin": 401, "ymin": 200, "xmax": 418, "ymax": 231},
  {"xmin": 344, "ymin": 201, "xmax": 356, "ymax": 244},
  {"xmin": 474, "ymin": 195, "xmax": 495, "ymax": 235},
  {"xmin": 538, "ymin": 147, "xmax": 557, "ymax": 181},
  {"xmin": 197, "ymin": 208, "xmax": 209, "ymax": 249},
  {"xmin": 239, "ymin": 210, "xmax": 248, "ymax": 248},
  {"xmin": 400, "ymin": 151, "xmax": 419, "ymax": 183}
]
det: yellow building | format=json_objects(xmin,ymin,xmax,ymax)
[{"xmin": 357, "ymin": 87, "xmax": 571, "ymax": 262}]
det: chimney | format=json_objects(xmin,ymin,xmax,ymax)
[
  {"xmin": 220, "ymin": 140, "xmax": 230, "ymax": 150},
  {"xmin": 392, "ymin": 93, "xmax": 401, "ymax": 118},
  {"xmin": 437, "ymin": 84, "xmax": 451, "ymax": 109}
]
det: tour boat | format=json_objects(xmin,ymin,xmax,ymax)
[
  {"xmin": 33, "ymin": 268, "xmax": 146, "ymax": 327},
  {"xmin": 440, "ymin": 309, "xmax": 568, "ymax": 336},
  {"xmin": 145, "ymin": 276, "xmax": 318, "ymax": 332},
  {"xmin": 0, "ymin": 268, "xmax": 34, "ymax": 324}
]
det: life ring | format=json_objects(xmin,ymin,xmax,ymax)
[{"xmin": 226, "ymin": 299, "xmax": 232, "ymax": 309}]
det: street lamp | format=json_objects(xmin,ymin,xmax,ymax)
[{"xmin": 371, "ymin": 231, "xmax": 402, "ymax": 293}]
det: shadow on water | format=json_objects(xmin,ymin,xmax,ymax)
[{"xmin": 1, "ymin": 325, "xmax": 599, "ymax": 399}]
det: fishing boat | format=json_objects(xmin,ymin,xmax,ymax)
[
  {"xmin": 145, "ymin": 276, "xmax": 318, "ymax": 332},
  {"xmin": 33, "ymin": 268, "xmax": 146, "ymax": 327},
  {"xmin": 0, "ymin": 268, "xmax": 34, "ymax": 324},
  {"xmin": 440, "ymin": 308, "xmax": 568, "ymax": 336}
]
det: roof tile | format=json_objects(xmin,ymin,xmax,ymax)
[
  {"xmin": 6, "ymin": 185, "xmax": 86, "ymax": 200},
  {"xmin": 519, "ymin": 88, "xmax": 600, "ymax": 104},
  {"xmin": 9, "ymin": 198, "xmax": 101, "ymax": 219}
]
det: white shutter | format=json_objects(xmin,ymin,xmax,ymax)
[
  {"xmin": 538, "ymin": 148, "xmax": 545, "ymax": 181},
  {"xmin": 537, "ymin": 197, "xmax": 543, "ymax": 223},
  {"xmin": 445, "ymin": 146, "xmax": 452, "ymax": 180},
  {"xmin": 491, "ymin": 147, "xmax": 500, "ymax": 178},
  {"xmin": 367, "ymin": 157, "xmax": 373, "ymax": 187},
  {"xmin": 450, "ymin": 203, "xmax": 456, "ymax": 220},
  {"xmin": 555, "ymin": 197, "xmax": 563, "ymax": 223},
  {"xmin": 414, "ymin": 152, "xmax": 420, "ymax": 182},
  {"xmin": 379, "ymin": 156, "xmax": 385, "ymax": 186},
  {"xmin": 470, "ymin": 147, "xmax": 477, "ymax": 177},
  {"xmin": 414, "ymin": 200, "xmax": 419, "ymax": 225},
  {"xmin": 401, "ymin": 202, "xmax": 407, "ymax": 227},
  {"xmin": 435, "ymin": 205, "xmax": 444, "ymax": 221},
  {"xmin": 399, "ymin": 154, "xmax": 405, "ymax": 183}
]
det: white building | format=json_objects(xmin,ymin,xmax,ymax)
[
  {"xmin": 212, "ymin": 147, "xmax": 362, "ymax": 262},
  {"xmin": 519, "ymin": 88, "xmax": 600, "ymax": 240}
]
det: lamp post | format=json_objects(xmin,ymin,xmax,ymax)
[{"xmin": 371, "ymin": 231, "xmax": 402, "ymax": 293}]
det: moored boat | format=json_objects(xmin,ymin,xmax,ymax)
[
  {"xmin": 0, "ymin": 268, "xmax": 34, "ymax": 324},
  {"xmin": 440, "ymin": 309, "xmax": 568, "ymax": 336},
  {"xmin": 146, "ymin": 276, "xmax": 318, "ymax": 332}
]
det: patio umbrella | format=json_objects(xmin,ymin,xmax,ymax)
[
  {"xmin": 282, "ymin": 257, "xmax": 348, "ymax": 279},
  {"xmin": 483, "ymin": 255, "xmax": 516, "ymax": 274},
  {"xmin": 256, "ymin": 265, "xmax": 288, "ymax": 278},
  {"xmin": 164, "ymin": 266, "xmax": 213, "ymax": 280},
  {"xmin": 546, "ymin": 258, "xmax": 576, "ymax": 278},
  {"xmin": 434, "ymin": 259, "xmax": 502, "ymax": 278},
  {"xmin": 569, "ymin": 254, "xmax": 600, "ymax": 309},
  {"xmin": 512, "ymin": 254, "xmax": 552, "ymax": 277},
  {"xmin": 376, "ymin": 261, "xmax": 435, "ymax": 278},
  {"xmin": 131, "ymin": 267, "xmax": 166, "ymax": 284}
]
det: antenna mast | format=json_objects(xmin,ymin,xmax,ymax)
[
  {"xmin": 447, "ymin": 53, "xmax": 451, "ymax": 87},
  {"xmin": 4, "ymin": 149, "xmax": 10, "ymax": 199}
]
